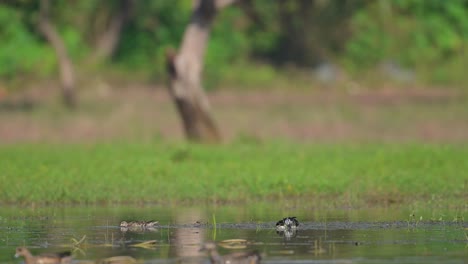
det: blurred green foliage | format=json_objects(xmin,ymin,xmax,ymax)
[
  {"xmin": 115, "ymin": 1, "xmax": 191, "ymax": 73},
  {"xmin": 344, "ymin": 0, "xmax": 467, "ymax": 84},
  {"xmin": 0, "ymin": 0, "xmax": 466, "ymax": 88},
  {"xmin": 0, "ymin": 5, "xmax": 49, "ymax": 78}
]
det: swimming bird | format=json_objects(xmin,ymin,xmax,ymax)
[
  {"xmin": 120, "ymin": 220, "xmax": 158, "ymax": 229},
  {"xmin": 14, "ymin": 247, "xmax": 72, "ymax": 264},
  {"xmin": 275, "ymin": 217, "xmax": 299, "ymax": 231},
  {"xmin": 200, "ymin": 242, "xmax": 261, "ymax": 264},
  {"xmin": 98, "ymin": 255, "xmax": 137, "ymax": 264}
]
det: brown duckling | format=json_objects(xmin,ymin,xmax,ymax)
[
  {"xmin": 119, "ymin": 220, "xmax": 158, "ymax": 228},
  {"xmin": 200, "ymin": 242, "xmax": 261, "ymax": 264},
  {"xmin": 98, "ymin": 256, "xmax": 137, "ymax": 264},
  {"xmin": 119, "ymin": 220, "xmax": 159, "ymax": 232},
  {"xmin": 14, "ymin": 247, "xmax": 72, "ymax": 264}
]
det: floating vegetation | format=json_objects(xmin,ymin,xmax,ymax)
[
  {"xmin": 129, "ymin": 240, "xmax": 158, "ymax": 249},
  {"xmin": 212, "ymin": 214, "xmax": 217, "ymax": 241},
  {"xmin": 219, "ymin": 239, "xmax": 248, "ymax": 249},
  {"xmin": 71, "ymin": 235, "xmax": 87, "ymax": 247}
]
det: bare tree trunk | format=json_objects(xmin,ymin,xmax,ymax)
[
  {"xmin": 166, "ymin": 0, "xmax": 236, "ymax": 143},
  {"xmin": 93, "ymin": 0, "xmax": 135, "ymax": 61},
  {"xmin": 38, "ymin": 0, "xmax": 76, "ymax": 108}
]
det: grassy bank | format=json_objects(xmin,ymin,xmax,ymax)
[{"xmin": 1, "ymin": 142, "xmax": 466, "ymax": 206}]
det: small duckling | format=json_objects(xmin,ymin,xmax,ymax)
[
  {"xmin": 275, "ymin": 217, "xmax": 299, "ymax": 231},
  {"xmin": 119, "ymin": 220, "xmax": 159, "ymax": 232},
  {"xmin": 14, "ymin": 247, "xmax": 72, "ymax": 264},
  {"xmin": 98, "ymin": 255, "xmax": 137, "ymax": 264},
  {"xmin": 120, "ymin": 220, "xmax": 159, "ymax": 228},
  {"xmin": 200, "ymin": 242, "xmax": 261, "ymax": 264}
]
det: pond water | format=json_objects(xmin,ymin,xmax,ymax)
[{"xmin": 0, "ymin": 205, "xmax": 466, "ymax": 264}]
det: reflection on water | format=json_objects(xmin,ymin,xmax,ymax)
[
  {"xmin": 0, "ymin": 205, "xmax": 466, "ymax": 264},
  {"xmin": 170, "ymin": 208, "xmax": 205, "ymax": 263}
]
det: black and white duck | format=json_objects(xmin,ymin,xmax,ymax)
[{"xmin": 275, "ymin": 216, "xmax": 299, "ymax": 231}]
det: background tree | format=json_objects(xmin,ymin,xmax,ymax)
[
  {"xmin": 91, "ymin": 0, "xmax": 135, "ymax": 62},
  {"xmin": 38, "ymin": 0, "xmax": 76, "ymax": 108},
  {"xmin": 166, "ymin": 0, "xmax": 236, "ymax": 143}
]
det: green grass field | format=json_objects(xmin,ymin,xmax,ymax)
[{"xmin": 1, "ymin": 142, "xmax": 466, "ymax": 206}]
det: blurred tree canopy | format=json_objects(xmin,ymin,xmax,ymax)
[{"xmin": 0, "ymin": 0, "xmax": 466, "ymax": 88}]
